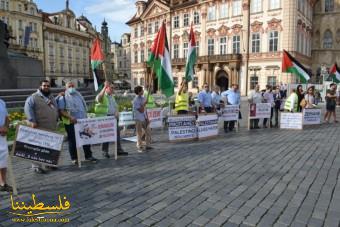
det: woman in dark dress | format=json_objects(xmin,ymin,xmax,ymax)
[{"xmin": 296, "ymin": 85, "xmax": 305, "ymax": 112}]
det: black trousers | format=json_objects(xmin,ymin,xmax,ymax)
[
  {"xmin": 177, "ymin": 110, "xmax": 188, "ymax": 115},
  {"xmin": 250, "ymin": 119, "xmax": 259, "ymax": 129},
  {"xmin": 224, "ymin": 121, "xmax": 235, "ymax": 132},
  {"xmin": 64, "ymin": 124, "xmax": 92, "ymax": 160},
  {"xmin": 263, "ymin": 108, "xmax": 274, "ymax": 127},
  {"xmin": 102, "ymin": 122, "xmax": 122, "ymax": 152},
  {"xmin": 204, "ymin": 107, "xmax": 213, "ymax": 113},
  {"xmin": 274, "ymin": 107, "xmax": 280, "ymax": 126}
]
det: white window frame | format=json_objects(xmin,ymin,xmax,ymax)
[
  {"xmin": 183, "ymin": 14, "xmax": 189, "ymax": 27},
  {"xmin": 220, "ymin": 37, "xmax": 227, "ymax": 55},
  {"xmin": 173, "ymin": 16, "xmax": 179, "ymax": 28},
  {"xmin": 251, "ymin": 33, "xmax": 261, "ymax": 53},
  {"xmin": 251, "ymin": 0, "xmax": 262, "ymax": 13},
  {"xmin": 269, "ymin": 31, "xmax": 279, "ymax": 52},
  {"xmin": 219, "ymin": 3, "xmax": 228, "ymax": 18},
  {"xmin": 208, "ymin": 5, "xmax": 216, "ymax": 21},
  {"xmin": 208, "ymin": 38, "xmax": 214, "ymax": 55},
  {"xmin": 194, "ymin": 12, "xmax": 200, "ymax": 24},
  {"xmin": 232, "ymin": 35, "xmax": 240, "ymax": 54},
  {"xmin": 232, "ymin": 0, "xmax": 242, "ymax": 16},
  {"xmin": 269, "ymin": 0, "xmax": 280, "ymax": 10}
]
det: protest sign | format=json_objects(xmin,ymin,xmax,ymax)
[
  {"xmin": 147, "ymin": 108, "xmax": 163, "ymax": 129},
  {"xmin": 119, "ymin": 111, "xmax": 134, "ymax": 127},
  {"xmin": 303, "ymin": 108, "xmax": 321, "ymax": 125},
  {"xmin": 197, "ymin": 114, "xmax": 219, "ymax": 139},
  {"xmin": 280, "ymin": 113, "xmax": 303, "ymax": 130},
  {"xmin": 12, "ymin": 125, "xmax": 64, "ymax": 166},
  {"xmin": 249, "ymin": 103, "xmax": 272, "ymax": 119},
  {"xmin": 168, "ymin": 115, "xmax": 197, "ymax": 141},
  {"xmin": 220, "ymin": 105, "xmax": 239, "ymax": 121}
]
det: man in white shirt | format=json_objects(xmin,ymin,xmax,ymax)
[{"xmin": 248, "ymin": 84, "xmax": 263, "ymax": 129}]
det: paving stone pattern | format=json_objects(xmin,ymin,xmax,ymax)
[{"xmin": 1, "ymin": 105, "xmax": 340, "ymax": 227}]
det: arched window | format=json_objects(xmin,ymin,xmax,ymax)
[
  {"xmin": 325, "ymin": 0, "xmax": 334, "ymax": 12},
  {"xmin": 323, "ymin": 30, "xmax": 333, "ymax": 48}
]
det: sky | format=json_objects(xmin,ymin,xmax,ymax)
[{"xmin": 34, "ymin": 0, "xmax": 136, "ymax": 42}]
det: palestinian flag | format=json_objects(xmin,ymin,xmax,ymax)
[
  {"xmin": 147, "ymin": 21, "xmax": 174, "ymax": 97},
  {"xmin": 330, "ymin": 63, "xmax": 340, "ymax": 83},
  {"xmin": 184, "ymin": 24, "xmax": 197, "ymax": 82},
  {"xmin": 90, "ymin": 37, "xmax": 104, "ymax": 91},
  {"xmin": 282, "ymin": 50, "xmax": 310, "ymax": 83}
]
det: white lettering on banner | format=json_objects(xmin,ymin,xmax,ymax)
[
  {"xmin": 303, "ymin": 109, "xmax": 321, "ymax": 125},
  {"xmin": 168, "ymin": 115, "xmax": 197, "ymax": 141},
  {"xmin": 280, "ymin": 113, "xmax": 303, "ymax": 130},
  {"xmin": 249, "ymin": 103, "xmax": 271, "ymax": 119},
  {"xmin": 75, "ymin": 116, "xmax": 117, "ymax": 147},
  {"xmin": 197, "ymin": 114, "xmax": 219, "ymax": 139},
  {"xmin": 119, "ymin": 112, "xmax": 134, "ymax": 126},
  {"xmin": 147, "ymin": 108, "xmax": 163, "ymax": 129},
  {"xmin": 220, "ymin": 105, "xmax": 239, "ymax": 121},
  {"xmin": 16, "ymin": 125, "xmax": 64, "ymax": 150}
]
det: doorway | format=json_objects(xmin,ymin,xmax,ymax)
[{"xmin": 216, "ymin": 70, "xmax": 229, "ymax": 91}]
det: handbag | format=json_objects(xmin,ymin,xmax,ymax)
[{"xmin": 300, "ymin": 98, "xmax": 307, "ymax": 108}]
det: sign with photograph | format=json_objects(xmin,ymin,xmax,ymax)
[
  {"xmin": 249, "ymin": 103, "xmax": 272, "ymax": 119},
  {"xmin": 168, "ymin": 115, "xmax": 197, "ymax": 141},
  {"xmin": 303, "ymin": 108, "xmax": 321, "ymax": 125},
  {"xmin": 147, "ymin": 108, "xmax": 163, "ymax": 129},
  {"xmin": 280, "ymin": 113, "xmax": 303, "ymax": 130},
  {"xmin": 75, "ymin": 116, "xmax": 117, "ymax": 147},
  {"xmin": 220, "ymin": 105, "xmax": 239, "ymax": 121},
  {"xmin": 197, "ymin": 114, "xmax": 219, "ymax": 139},
  {"xmin": 13, "ymin": 125, "xmax": 64, "ymax": 166}
]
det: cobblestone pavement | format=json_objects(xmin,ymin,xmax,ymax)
[{"xmin": 1, "ymin": 106, "xmax": 340, "ymax": 227}]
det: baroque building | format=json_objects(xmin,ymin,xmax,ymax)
[
  {"xmin": 127, "ymin": 0, "xmax": 314, "ymax": 95},
  {"xmin": 1, "ymin": 0, "xmax": 44, "ymax": 60}
]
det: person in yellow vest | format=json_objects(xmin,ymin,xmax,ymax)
[
  {"xmin": 175, "ymin": 80, "xmax": 189, "ymax": 114},
  {"xmin": 284, "ymin": 89, "xmax": 299, "ymax": 112},
  {"xmin": 95, "ymin": 81, "xmax": 127, "ymax": 158},
  {"xmin": 144, "ymin": 86, "xmax": 156, "ymax": 109}
]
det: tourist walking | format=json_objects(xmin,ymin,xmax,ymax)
[
  {"xmin": 324, "ymin": 83, "xmax": 338, "ymax": 123},
  {"xmin": 24, "ymin": 80, "xmax": 59, "ymax": 174},
  {"xmin": 95, "ymin": 81, "xmax": 127, "ymax": 158},
  {"xmin": 57, "ymin": 81, "xmax": 98, "ymax": 165}
]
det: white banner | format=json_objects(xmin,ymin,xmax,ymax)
[
  {"xmin": 75, "ymin": 116, "xmax": 117, "ymax": 147},
  {"xmin": 168, "ymin": 115, "xmax": 197, "ymax": 141},
  {"xmin": 303, "ymin": 108, "xmax": 321, "ymax": 125},
  {"xmin": 197, "ymin": 114, "xmax": 219, "ymax": 139},
  {"xmin": 147, "ymin": 108, "xmax": 163, "ymax": 129},
  {"xmin": 280, "ymin": 113, "xmax": 303, "ymax": 130},
  {"xmin": 119, "ymin": 112, "xmax": 135, "ymax": 127},
  {"xmin": 249, "ymin": 103, "xmax": 272, "ymax": 119},
  {"xmin": 220, "ymin": 105, "xmax": 239, "ymax": 121}
]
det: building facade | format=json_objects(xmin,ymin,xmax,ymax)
[
  {"xmin": 42, "ymin": 0, "xmax": 93, "ymax": 87},
  {"xmin": 111, "ymin": 33, "xmax": 132, "ymax": 83},
  {"xmin": 127, "ymin": 0, "xmax": 314, "ymax": 95},
  {"xmin": 1, "ymin": 0, "xmax": 44, "ymax": 60},
  {"xmin": 312, "ymin": 0, "xmax": 340, "ymax": 83}
]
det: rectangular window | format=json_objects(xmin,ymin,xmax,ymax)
[
  {"xmin": 140, "ymin": 25, "xmax": 144, "ymax": 36},
  {"xmin": 220, "ymin": 3, "xmax": 228, "ymax": 18},
  {"xmin": 134, "ymin": 78, "xmax": 138, "ymax": 86},
  {"xmin": 68, "ymin": 64, "xmax": 72, "ymax": 73},
  {"xmin": 173, "ymin": 44, "xmax": 179, "ymax": 59},
  {"xmin": 140, "ymin": 50, "xmax": 144, "ymax": 62},
  {"xmin": 232, "ymin": 35, "xmax": 240, "ymax": 54},
  {"xmin": 49, "ymin": 44, "xmax": 54, "ymax": 56},
  {"xmin": 269, "ymin": 31, "xmax": 279, "ymax": 52},
  {"xmin": 173, "ymin": 16, "xmax": 179, "ymax": 28},
  {"xmin": 49, "ymin": 62, "xmax": 54, "ymax": 73},
  {"xmin": 183, "ymin": 42, "xmax": 188, "ymax": 58},
  {"xmin": 252, "ymin": 33, "xmax": 260, "ymax": 53},
  {"xmin": 19, "ymin": 36, "xmax": 22, "ymax": 45},
  {"xmin": 250, "ymin": 75, "xmax": 259, "ymax": 89},
  {"xmin": 267, "ymin": 76, "xmax": 277, "ymax": 87},
  {"xmin": 183, "ymin": 14, "xmax": 189, "ymax": 27},
  {"xmin": 193, "ymin": 76, "xmax": 199, "ymax": 88},
  {"xmin": 154, "ymin": 21, "xmax": 159, "ymax": 33},
  {"xmin": 220, "ymin": 37, "xmax": 227, "ymax": 55},
  {"xmin": 18, "ymin": 20, "xmax": 22, "ymax": 30},
  {"xmin": 68, "ymin": 48, "xmax": 72, "ymax": 58},
  {"xmin": 60, "ymin": 47, "xmax": 64, "ymax": 57},
  {"xmin": 0, "ymin": 1, "xmax": 4, "ymax": 10},
  {"xmin": 232, "ymin": 0, "xmax": 242, "ymax": 16},
  {"xmin": 208, "ymin": 6, "xmax": 216, "ymax": 21},
  {"xmin": 251, "ymin": 0, "xmax": 262, "ymax": 13},
  {"xmin": 140, "ymin": 78, "xmax": 145, "ymax": 86},
  {"xmin": 194, "ymin": 12, "xmax": 200, "ymax": 24},
  {"xmin": 148, "ymin": 23, "xmax": 152, "ymax": 34},
  {"xmin": 134, "ymin": 51, "xmax": 138, "ymax": 63},
  {"xmin": 135, "ymin": 27, "xmax": 138, "ymax": 38},
  {"xmin": 208, "ymin": 38, "xmax": 214, "ymax": 55},
  {"xmin": 60, "ymin": 63, "xmax": 64, "ymax": 73},
  {"xmin": 270, "ymin": 0, "xmax": 280, "ymax": 10},
  {"xmin": 196, "ymin": 41, "xmax": 200, "ymax": 57}
]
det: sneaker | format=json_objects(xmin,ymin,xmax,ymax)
[
  {"xmin": 102, "ymin": 152, "xmax": 110, "ymax": 159},
  {"xmin": 85, "ymin": 157, "xmax": 98, "ymax": 163},
  {"xmin": 33, "ymin": 167, "xmax": 46, "ymax": 174},
  {"xmin": 71, "ymin": 160, "xmax": 78, "ymax": 165},
  {"xmin": 0, "ymin": 184, "xmax": 13, "ymax": 192}
]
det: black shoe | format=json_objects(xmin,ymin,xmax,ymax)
[
  {"xmin": 0, "ymin": 184, "xmax": 13, "ymax": 192},
  {"xmin": 117, "ymin": 151, "xmax": 128, "ymax": 156},
  {"xmin": 85, "ymin": 157, "xmax": 98, "ymax": 163},
  {"xmin": 145, "ymin": 146, "xmax": 154, "ymax": 150},
  {"xmin": 46, "ymin": 166, "xmax": 58, "ymax": 170},
  {"xmin": 102, "ymin": 152, "xmax": 110, "ymax": 159},
  {"xmin": 33, "ymin": 167, "xmax": 46, "ymax": 174}
]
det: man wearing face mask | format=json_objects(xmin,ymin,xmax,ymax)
[
  {"xmin": 24, "ymin": 80, "xmax": 59, "ymax": 174},
  {"xmin": 57, "ymin": 81, "xmax": 97, "ymax": 165},
  {"xmin": 95, "ymin": 81, "xmax": 127, "ymax": 158}
]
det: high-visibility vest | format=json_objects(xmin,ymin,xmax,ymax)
[
  {"xmin": 144, "ymin": 90, "xmax": 156, "ymax": 108},
  {"xmin": 284, "ymin": 93, "xmax": 298, "ymax": 112},
  {"xmin": 175, "ymin": 92, "xmax": 189, "ymax": 112},
  {"xmin": 94, "ymin": 94, "xmax": 110, "ymax": 117}
]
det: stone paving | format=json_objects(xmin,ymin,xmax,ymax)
[{"xmin": 1, "ymin": 106, "xmax": 340, "ymax": 227}]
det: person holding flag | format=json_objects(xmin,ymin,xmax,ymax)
[{"xmin": 175, "ymin": 80, "xmax": 189, "ymax": 114}]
